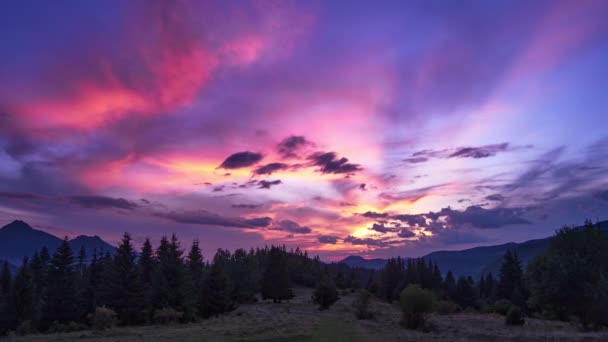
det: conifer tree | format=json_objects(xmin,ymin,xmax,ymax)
[
  {"xmin": 42, "ymin": 237, "xmax": 78, "ymax": 326},
  {"xmin": 0, "ymin": 261, "xmax": 10, "ymax": 297},
  {"xmin": 455, "ymin": 276, "xmax": 477, "ymax": 309},
  {"xmin": 9, "ymin": 258, "xmax": 34, "ymax": 326},
  {"xmin": 229, "ymin": 248, "xmax": 257, "ymax": 303},
  {"xmin": 261, "ymin": 246, "xmax": 293, "ymax": 303},
  {"xmin": 109, "ymin": 233, "xmax": 145, "ymax": 325},
  {"xmin": 153, "ymin": 235, "xmax": 195, "ymax": 320},
  {"xmin": 138, "ymin": 238, "xmax": 155, "ymax": 320},
  {"xmin": 200, "ymin": 262, "xmax": 229, "ymax": 318},
  {"xmin": 186, "ymin": 240, "xmax": 205, "ymax": 289},
  {"xmin": 497, "ymin": 250, "xmax": 525, "ymax": 303},
  {"xmin": 443, "ymin": 271, "xmax": 456, "ymax": 301}
]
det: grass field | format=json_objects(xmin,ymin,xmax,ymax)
[{"xmin": 5, "ymin": 288, "xmax": 608, "ymax": 342}]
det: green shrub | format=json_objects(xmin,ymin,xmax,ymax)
[
  {"xmin": 352, "ymin": 290, "xmax": 373, "ymax": 320},
  {"xmin": 434, "ymin": 300, "xmax": 460, "ymax": 315},
  {"xmin": 90, "ymin": 306, "xmax": 117, "ymax": 331},
  {"xmin": 505, "ymin": 306, "xmax": 525, "ymax": 326},
  {"xmin": 153, "ymin": 308, "xmax": 183, "ymax": 325},
  {"xmin": 399, "ymin": 285, "xmax": 434, "ymax": 330},
  {"xmin": 313, "ymin": 278, "xmax": 339, "ymax": 310},
  {"xmin": 493, "ymin": 299, "xmax": 513, "ymax": 315}
]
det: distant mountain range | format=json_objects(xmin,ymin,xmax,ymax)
[
  {"xmin": 340, "ymin": 221, "xmax": 608, "ymax": 278},
  {"xmin": 3, "ymin": 219, "xmax": 607, "ymax": 279},
  {"xmin": 0, "ymin": 220, "xmax": 115, "ymax": 269}
]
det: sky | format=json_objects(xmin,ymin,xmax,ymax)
[{"xmin": 1, "ymin": 0, "xmax": 608, "ymax": 260}]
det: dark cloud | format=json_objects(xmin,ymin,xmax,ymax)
[
  {"xmin": 277, "ymin": 135, "xmax": 312, "ymax": 158},
  {"xmin": 391, "ymin": 214, "xmax": 427, "ymax": 227},
  {"xmin": 212, "ymin": 185, "xmax": 225, "ymax": 192},
  {"xmin": 343, "ymin": 235, "xmax": 397, "ymax": 247},
  {"xmin": 409, "ymin": 143, "xmax": 523, "ymax": 162},
  {"xmin": 403, "ymin": 157, "xmax": 428, "ymax": 164},
  {"xmin": 257, "ymin": 179, "xmax": 282, "ymax": 189},
  {"xmin": 485, "ymin": 194, "xmax": 505, "ymax": 201},
  {"xmin": 243, "ymin": 216, "xmax": 272, "ymax": 227},
  {"xmin": 430, "ymin": 205, "xmax": 531, "ymax": 229},
  {"xmin": 359, "ymin": 183, "xmax": 367, "ymax": 191},
  {"xmin": 317, "ymin": 235, "xmax": 339, "ymax": 244},
  {"xmin": 370, "ymin": 223, "xmax": 398, "ymax": 233},
  {"xmin": 361, "ymin": 211, "xmax": 388, "ymax": 219},
  {"xmin": 155, "ymin": 210, "xmax": 250, "ymax": 228},
  {"xmin": 70, "ymin": 195, "xmax": 139, "ymax": 210},
  {"xmin": 271, "ymin": 220, "xmax": 312, "ymax": 234},
  {"xmin": 398, "ymin": 229, "xmax": 416, "ymax": 238},
  {"xmin": 0, "ymin": 192, "xmax": 44, "ymax": 200},
  {"xmin": 308, "ymin": 152, "xmax": 362, "ymax": 175},
  {"xmin": 253, "ymin": 162, "xmax": 289, "ymax": 176},
  {"xmin": 449, "ymin": 143, "xmax": 510, "ymax": 159},
  {"xmin": 232, "ymin": 203, "xmax": 262, "ymax": 209},
  {"xmin": 219, "ymin": 151, "xmax": 263, "ymax": 169}
]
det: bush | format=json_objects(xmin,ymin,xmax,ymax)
[
  {"xmin": 400, "ymin": 285, "xmax": 434, "ymax": 330},
  {"xmin": 313, "ymin": 278, "xmax": 339, "ymax": 310},
  {"xmin": 505, "ymin": 306, "xmax": 525, "ymax": 326},
  {"xmin": 352, "ymin": 290, "xmax": 373, "ymax": 320},
  {"xmin": 90, "ymin": 306, "xmax": 117, "ymax": 331},
  {"xmin": 492, "ymin": 299, "xmax": 513, "ymax": 315},
  {"xmin": 434, "ymin": 300, "xmax": 460, "ymax": 315},
  {"xmin": 16, "ymin": 320, "xmax": 34, "ymax": 336},
  {"xmin": 153, "ymin": 308, "xmax": 183, "ymax": 325}
]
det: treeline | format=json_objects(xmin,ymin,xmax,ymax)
[
  {"xmin": 0, "ymin": 233, "xmax": 342, "ymax": 335},
  {"xmin": 368, "ymin": 221, "xmax": 608, "ymax": 329},
  {"xmin": 1, "ymin": 221, "xmax": 606, "ymax": 335}
]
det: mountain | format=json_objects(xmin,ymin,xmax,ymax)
[
  {"xmin": 0, "ymin": 220, "xmax": 115, "ymax": 265},
  {"xmin": 69, "ymin": 235, "xmax": 116, "ymax": 262},
  {"xmin": 340, "ymin": 220, "xmax": 608, "ymax": 278},
  {"xmin": 339, "ymin": 255, "xmax": 387, "ymax": 270}
]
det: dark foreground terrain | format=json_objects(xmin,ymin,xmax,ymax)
[{"xmin": 4, "ymin": 288, "xmax": 607, "ymax": 342}]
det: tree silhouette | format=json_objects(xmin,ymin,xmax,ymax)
[
  {"xmin": 108, "ymin": 233, "xmax": 145, "ymax": 325},
  {"xmin": 497, "ymin": 249, "xmax": 526, "ymax": 309},
  {"xmin": 42, "ymin": 238, "xmax": 78, "ymax": 327},
  {"xmin": 261, "ymin": 246, "xmax": 293, "ymax": 303},
  {"xmin": 9, "ymin": 258, "xmax": 34, "ymax": 326},
  {"xmin": 200, "ymin": 262, "xmax": 229, "ymax": 318}
]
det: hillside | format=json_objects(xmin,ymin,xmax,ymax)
[
  {"xmin": 340, "ymin": 220, "xmax": 608, "ymax": 278},
  {"xmin": 0, "ymin": 220, "xmax": 115, "ymax": 265}
]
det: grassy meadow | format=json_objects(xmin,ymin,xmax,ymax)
[{"xmin": 5, "ymin": 288, "xmax": 607, "ymax": 342}]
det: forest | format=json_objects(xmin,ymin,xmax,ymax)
[{"xmin": 0, "ymin": 221, "xmax": 607, "ymax": 337}]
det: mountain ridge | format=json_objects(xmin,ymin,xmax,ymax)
[
  {"xmin": 0, "ymin": 220, "xmax": 116, "ymax": 265},
  {"xmin": 339, "ymin": 220, "xmax": 608, "ymax": 278}
]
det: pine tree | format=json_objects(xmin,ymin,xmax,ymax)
[
  {"xmin": 9, "ymin": 258, "xmax": 35, "ymax": 325},
  {"xmin": 229, "ymin": 248, "xmax": 257, "ymax": 303},
  {"xmin": 0, "ymin": 261, "xmax": 12, "ymax": 335},
  {"xmin": 0, "ymin": 261, "xmax": 10, "ymax": 297},
  {"xmin": 485, "ymin": 273, "xmax": 495, "ymax": 300},
  {"xmin": 261, "ymin": 246, "xmax": 293, "ymax": 303},
  {"xmin": 200, "ymin": 262, "xmax": 229, "ymax": 318},
  {"xmin": 109, "ymin": 233, "xmax": 145, "ymax": 325},
  {"xmin": 443, "ymin": 271, "xmax": 456, "ymax": 301},
  {"xmin": 153, "ymin": 235, "xmax": 195, "ymax": 320},
  {"xmin": 455, "ymin": 276, "xmax": 478, "ymax": 309},
  {"xmin": 42, "ymin": 238, "xmax": 78, "ymax": 327},
  {"xmin": 497, "ymin": 250, "xmax": 524, "ymax": 303},
  {"xmin": 186, "ymin": 240, "xmax": 205, "ymax": 289},
  {"xmin": 138, "ymin": 238, "xmax": 155, "ymax": 321}
]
